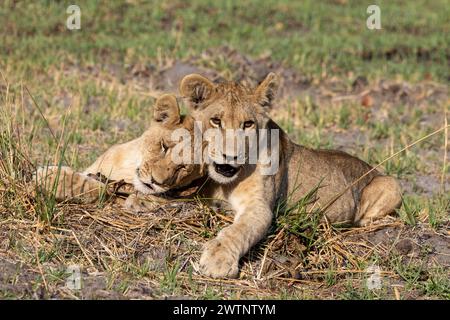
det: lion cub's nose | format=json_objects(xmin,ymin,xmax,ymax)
[{"xmin": 222, "ymin": 153, "xmax": 238, "ymax": 162}]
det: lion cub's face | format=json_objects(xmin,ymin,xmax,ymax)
[
  {"xmin": 180, "ymin": 73, "xmax": 278, "ymax": 184},
  {"xmin": 133, "ymin": 94, "xmax": 203, "ymax": 195}
]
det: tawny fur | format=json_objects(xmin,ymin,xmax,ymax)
[
  {"xmin": 177, "ymin": 73, "xmax": 402, "ymax": 279},
  {"xmin": 34, "ymin": 94, "xmax": 204, "ymax": 206}
]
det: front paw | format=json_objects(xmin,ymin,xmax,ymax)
[
  {"xmin": 199, "ymin": 238, "xmax": 239, "ymax": 279},
  {"xmin": 33, "ymin": 166, "xmax": 57, "ymax": 184},
  {"xmin": 32, "ymin": 166, "xmax": 61, "ymax": 195},
  {"xmin": 123, "ymin": 194, "xmax": 160, "ymax": 213}
]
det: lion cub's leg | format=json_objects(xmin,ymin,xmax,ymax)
[
  {"xmin": 199, "ymin": 188, "xmax": 272, "ymax": 278},
  {"xmin": 34, "ymin": 165, "xmax": 106, "ymax": 202},
  {"xmin": 354, "ymin": 175, "xmax": 402, "ymax": 226}
]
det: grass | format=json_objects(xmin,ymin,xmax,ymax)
[
  {"xmin": 0, "ymin": 1, "xmax": 449, "ymax": 300},
  {"xmin": 2, "ymin": 1, "xmax": 449, "ymax": 82},
  {"xmin": 275, "ymin": 180, "xmax": 325, "ymax": 251},
  {"xmin": 391, "ymin": 258, "xmax": 450, "ymax": 299}
]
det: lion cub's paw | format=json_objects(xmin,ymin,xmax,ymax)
[
  {"xmin": 33, "ymin": 165, "xmax": 59, "ymax": 183},
  {"xmin": 123, "ymin": 194, "xmax": 161, "ymax": 213},
  {"xmin": 32, "ymin": 165, "xmax": 65, "ymax": 195},
  {"xmin": 199, "ymin": 238, "xmax": 239, "ymax": 279}
]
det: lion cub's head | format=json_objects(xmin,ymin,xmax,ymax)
[
  {"xmin": 134, "ymin": 94, "xmax": 204, "ymax": 195},
  {"xmin": 180, "ymin": 73, "xmax": 279, "ymax": 184}
]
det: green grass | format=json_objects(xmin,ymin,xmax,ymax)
[
  {"xmin": 275, "ymin": 180, "xmax": 325, "ymax": 250},
  {"xmin": 391, "ymin": 258, "xmax": 450, "ymax": 299},
  {"xmin": 160, "ymin": 261, "xmax": 181, "ymax": 295},
  {"xmin": 398, "ymin": 194, "xmax": 450, "ymax": 228},
  {"xmin": 1, "ymin": 0, "xmax": 449, "ymax": 82}
]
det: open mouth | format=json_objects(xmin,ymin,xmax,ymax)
[{"xmin": 213, "ymin": 162, "xmax": 240, "ymax": 177}]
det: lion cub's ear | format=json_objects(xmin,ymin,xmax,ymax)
[
  {"xmin": 254, "ymin": 72, "xmax": 279, "ymax": 109},
  {"xmin": 153, "ymin": 94, "xmax": 181, "ymax": 126},
  {"xmin": 179, "ymin": 74, "xmax": 215, "ymax": 110}
]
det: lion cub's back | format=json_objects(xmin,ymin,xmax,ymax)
[
  {"xmin": 286, "ymin": 145, "xmax": 379, "ymax": 222},
  {"xmin": 312, "ymin": 148, "xmax": 378, "ymax": 183},
  {"xmin": 83, "ymin": 137, "xmax": 142, "ymax": 184}
]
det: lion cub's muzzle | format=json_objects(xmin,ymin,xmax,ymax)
[
  {"xmin": 207, "ymin": 148, "xmax": 246, "ymax": 183},
  {"xmin": 213, "ymin": 162, "xmax": 241, "ymax": 178},
  {"xmin": 133, "ymin": 168, "xmax": 169, "ymax": 195},
  {"xmin": 209, "ymin": 152, "xmax": 243, "ymax": 182}
]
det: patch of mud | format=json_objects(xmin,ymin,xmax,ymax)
[
  {"xmin": 345, "ymin": 223, "xmax": 450, "ymax": 268},
  {"xmin": 331, "ymin": 129, "xmax": 368, "ymax": 151},
  {"xmin": 150, "ymin": 46, "xmax": 311, "ymax": 98},
  {"xmin": 156, "ymin": 61, "xmax": 217, "ymax": 93},
  {"xmin": 400, "ymin": 174, "xmax": 449, "ymax": 196},
  {"xmin": 0, "ymin": 258, "xmax": 38, "ymax": 298}
]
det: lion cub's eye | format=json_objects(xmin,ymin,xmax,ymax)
[
  {"xmin": 243, "ymin": 121, "xmax": 255, "ymax": 129},
  {"xmin": 210, "ymin": 118, "xmax": 221, "ymax": 127},
  {"xmin": 161, "ymin": 141, "xmax": 168, "ymax": 153}
]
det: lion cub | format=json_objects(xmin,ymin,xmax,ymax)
[
  {"xmin": 34, "ymin": 94, "xmax": 204, "ymax": 205},
  {"xmin": 179, "ymin": 73, "xmax": 402, "ymax": 278}
]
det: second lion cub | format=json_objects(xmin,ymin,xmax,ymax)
[{"xmin": 34, "ymin": 94, "xmax": 204, "ymax": 205}]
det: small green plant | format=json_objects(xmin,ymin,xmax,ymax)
[
  {"xmin": 275, "ymin": 179, "xmax": 324, "ymax": 250},
  {"xmin": 161, "ymin": 261, "xmax": 180, "ymax": 294},
  {"xmin": 202, "ymin": 287, "xmax": 224, "ymax": 300},
  {"xmin": 116, "ymin": 280, "xmax": 130, "ymax": 295},
  {"xmin": 339, "ymin": 281, "xmax": 383, "ymax": 300},
  {"xmin": 370, "ymin": 122, "xmax": 390, "ymax": 140},
  {"xmin": 427, "ymin": 195, "xmax": 449, "ymax": 229},
  {"xmin": 391, "ymin": 257, "xmax": 425, "ymax": 288},
  {"xmin": 325, "ymin": 266, "xmax": 337, "ymax": 287},
  {"xmin": 33, "ymin": 163, "xmax": 61, "ymax": 224},
  {"xmin": 391, "ymin": 257, "xmax": 450, "ymax": 299},
  {"xmin": 338, "ymin": 105, "xmax": 351, "ymax": 129},
  {"xmin": 420, "ymin": 268, "xmax": 450, "ymax": 299},
  {"xmin": 397, "ymin": 196, "xmax": 418, "ymax": 226}
]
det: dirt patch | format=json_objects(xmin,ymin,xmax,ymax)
[
  {"xmin": 0, "ymin": 258, "xmax": 38, "ymax": 298},
  {"xmin": 344, "ymin": 223, "xmax": 450, "ymax": 268}
]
